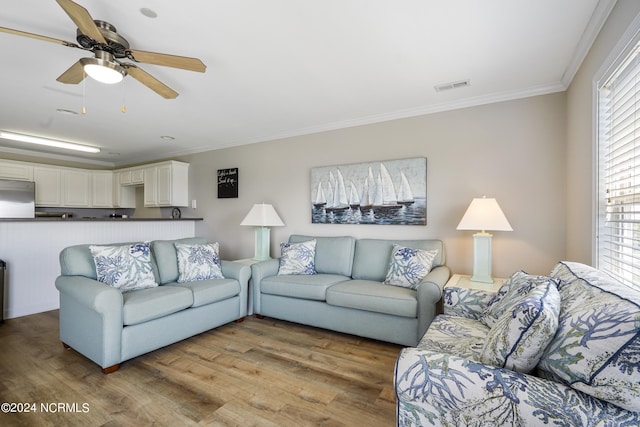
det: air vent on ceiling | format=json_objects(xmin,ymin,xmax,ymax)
[{"xmin": 434, "ymin": 79, "xmax": 470, "ymax": 92}]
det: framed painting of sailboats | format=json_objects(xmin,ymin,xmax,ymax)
[{"xmin": 311, "ymin": 157, "xmax": 426, "ymax": 225}]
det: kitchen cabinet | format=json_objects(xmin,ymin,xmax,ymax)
[
  {"xmin": 118, "ymin": 167, "xmax": 144, "ymax": 186},
  {"xmin": 5, "ymin": 159, "xmax": 189, "ymax": 209},
  {"xmin": 91, "ymin": 171, "xmax": 113, "ymax": 208},
  {"xmin": 113, "ymin": 176, "xmax": 135, "ymax": 208},
  {"xmin": 143, "ymin": 167, "xmax": 158, "ymax": 206},
  {"xmin": 33, "ymin": 166, "xmax": 62, "ymax": 206},
  {"xmin": 0, "ymin": 160, "xmax": 33, "ymax": 181},
  {"xmin": 144, "ymin": 161, "xmax": 189, "ymax": 207},
  {"xmin": 62, "ymin": 169, "xmax": 91, "ymax": 207}
]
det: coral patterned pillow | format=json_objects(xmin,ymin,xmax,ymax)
[
  {"xmin": 90, "ymin": 242, "xmax": 158, "ymax": 292},
  {"xmin": 480, "ymin": 275, "xmax": 560, "ymax": 373},
  {"xmin": 174, "ymin": 242, "xmax": 224, "ymax": 282},
  {"xmin": 539, "ymin": 261, "xmax": 640, "ymax": 412},
  {"xmin": 384, "ymin": 244, "xmax": 438, "ymax": 289},
  {"xmin": 278, "ymin": 239, "xmax": 317, "ymax": 275},
  {"xmin": 480, "ymin": 271, "xmax": 552, "ymax": 328}
]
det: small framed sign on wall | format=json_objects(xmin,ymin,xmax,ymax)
[{"xmin": 217, "ymin": 168, "xmax": 238, "ymax": 198}]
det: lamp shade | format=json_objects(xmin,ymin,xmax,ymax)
[
  {"xmin": 240, "ymin": 203, "xmax": 284, "ymax": 227},
  {"xmin": 456, "ymin": 197, "xmax": 512, "ymax": 232}
]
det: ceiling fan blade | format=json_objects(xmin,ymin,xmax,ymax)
[
  {"xmin": 0, "ymin": 26, "xmax": 79, "ymax": 47},
  {"xmin": 55, "ymin": 0, "xmax": 106, "ymax": 44},
  {"xmin": 56, "ymin": 61, "xmax": 86, "ymax": 84},
  {"xmin": 128, "ymin": 49, "xmax": 206, "ymax": 73},
  {"xmin": 125, "ymin": 65, "xmax": 179, "ymax": 99}
]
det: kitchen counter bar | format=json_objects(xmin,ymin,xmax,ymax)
[{"xmin": 0, "ymin": 219, "xmax": 198, "ymax": 320}]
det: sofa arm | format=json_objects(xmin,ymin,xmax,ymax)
[
  {"xmin": 55, "ymin": 275, "xmax": 123, "ymax": 369},
  {"xmin": 220, "ymin": 260, "xmax": 251, "ymax": 283},
  {"xmin": 55, "ymin": 275, "xmax": 123, "ymax": 314},
  {"xmin": 221, "ymin": 261, "xmax": 251, "ymax": 317},
  {"xmin": 416, "ymin": 265, "xmax": 450, "ymax": 339},
  {"xmin": 250, "ymin": 259, "xmax": 280, "ymax": 314},
  {"xmin": 395, "ymin": 348, "xmax": 638, "ymax": 426}
]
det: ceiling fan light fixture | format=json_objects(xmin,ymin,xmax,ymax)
[
  {"xmin": 80, "ymin": 51, "xmax": 127, "ymax": 84},
  {"xmin": 0, "ymin": 131, "xmax": 101, "ymax": 154}
]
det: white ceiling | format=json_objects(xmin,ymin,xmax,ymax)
[{"xmin": 0, "ymin": 0, "xmax": 615, "ymax": 167}]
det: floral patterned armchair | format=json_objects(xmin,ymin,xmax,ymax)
[{"xmin": 394, "ymin": 262, "xmax": 640, "ymax": 426}]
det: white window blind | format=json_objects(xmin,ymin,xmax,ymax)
[{"xmin": 598, "ymin": 42, "xmax": 640, "ymax": 290}]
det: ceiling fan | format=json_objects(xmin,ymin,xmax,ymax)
[{"xmin": 0, "ymin": 0, "xmax": 206, "ymax": 99}]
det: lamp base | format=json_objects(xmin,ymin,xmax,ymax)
[
  {"xmin": 470, "ymin": 232, "xmax": 494, "ymax": 283},
  {"xmin": 253, "ymin": 227, "xmax": 272, "ymax": 261}
]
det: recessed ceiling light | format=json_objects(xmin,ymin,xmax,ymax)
[
  {"xmin": 140, "ymin": 8, "xmax": 158, "ymax": 18},
  {"xmin": 160, "ymin": 135, "xmax": 175, "ymax": 141}
]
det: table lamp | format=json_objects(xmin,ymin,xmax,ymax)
[
  {"xmin": 456, "ymin": 197, "xmax": 512, "ymax": 283},
  {"xmin": 240, "ymin": 203, "xmax": 284, "ymax": 261}
]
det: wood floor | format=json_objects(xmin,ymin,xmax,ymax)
[{"xmin": 0, "ymin": 311, "xmax": 402, "ymax": 426}]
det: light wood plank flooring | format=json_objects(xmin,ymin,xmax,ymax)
[{"xmin": 0, "ymin": 311, "xmax": 402, "ymax": 426}]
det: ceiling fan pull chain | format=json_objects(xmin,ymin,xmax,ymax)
[
  {"xmin": 121, "ymin": 78, "xmax": 126, "ymax": 113},
  {"xmin": 82, "ymin": 70, "xmax": 87, "ymax": 115}
]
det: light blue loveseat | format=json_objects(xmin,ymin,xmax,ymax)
[
  {"xmin": 395, "ymin": 262, "xmax": 640, "ymax": 426},
  {"xmin": 251, "ymin": 235, "xmax": 450, "ymax": 346},
  {"xmin": 55, "ymin": 237, "xmax": 250, "ymax": 373}
]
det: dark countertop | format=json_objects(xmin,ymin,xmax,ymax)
[{"xmin": 0, "ymin": 217, "xmax": 203, "ymax": 222}]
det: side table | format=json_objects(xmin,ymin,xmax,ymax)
[
  {"xmin": 445, "ymin": 274, "xmax": 506, "ymax": 293},
  {"xmin": 442, "ymin": 274, "xmax": 507, "ymax": 318}
]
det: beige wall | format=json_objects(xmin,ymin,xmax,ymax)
[
  {"xmin": 179, "ymin": 92, "xmax": 566, "ymax": 277},
  {"xmin": 565, "ymin": 0, "xmax": 640, "ymax": 263}
]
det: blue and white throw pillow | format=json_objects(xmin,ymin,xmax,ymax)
[
  {"xmin": 90, "ymin": 242, "xmax": 158, "ymax": 292},
  {"xmin": 174, "ymin": 242, "xmax": 224, "ymax": 282},
  {"xmin": 480, "ymin": 274, "xmax": 560, "ymax": 373},
  {"xmin": 278, "ymin": 239, "xmax": 317, "ymax": 275},
  {"xmin": 538, "ymin": 261, "xmax": 640, "ymax": 412},
  {"xmin": 480, "ymin": 271, "xmax": 552, "ymax": 328},
  {"xmin": 384, "ymin": 245, "xmax": 438, "ymax": 289}
]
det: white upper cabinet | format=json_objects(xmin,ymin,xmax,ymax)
[
  {"xmin": 144, "ymin": 161, "xmax": 189, "ymax": 207},
  {"xmin": 6, "ymin": 159, "xmax": 189, "ymax": 209},
  {"xmin": 33, "ymin": 166, "xmax": 62, "ymax": 207},
  {"xmin": 91, "ymin": 171, "xmax": 113, "ymax": 208},
  {"xmin": 0, "ymin": 160, "xmax": 33, "ymax": 181},
  {"xmin": 63, "ymin": 169, "xmax": 91, "ymax": 207}
]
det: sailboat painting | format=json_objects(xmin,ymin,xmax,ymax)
[{"xmin": 311, "ymin": 157, "xmax": 426, "ymax": 225}]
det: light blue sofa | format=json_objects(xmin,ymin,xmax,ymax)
[
  {"xmin": 395, "ymin": 262, "xmax": 640, "ymax": 426},
  {"xmin": 251, "ymin": 235, "xmax": 450, "ymax": 346},
  {"xmin": 55, "ymin": 237, "xmax": 250, "ymax": 373}
]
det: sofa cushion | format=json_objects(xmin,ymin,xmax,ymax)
[
  {"xmin": 326, "ymin": 280, "xmax": 418, "ymax": 318},
  {"xmin": 261, "ymin": 274, "xmax": 349, "ymax": 301},
  {"xmin": 175, "ymin": 242, "xmax": 224, "ymax": 282},
  {"xmin": 416, "ymin": 315, "xmax": 488, "ymax": 360},
  {"xmin": 151, "ymin": 237, "xmax": 207, "ymax": 284},
  {"xmin": 480, "ymin": 275, "xmax": 560, "ymax": 373},
  {"xmin": 352, "ymin": 239, "xmax": 444, "ymax": 282},
  {"xmin": 122, "ymin": 285, "xmax": 193, "ymax": 325},
  {"xmin": 383, "ymin": 244, "xmax": 438, "ymax": 289},
  {"xmin": 288, "ymin": 235, "xmax": 355, "ymax": 276},
  {"xmin": 89, "ymin": 242, "xmax": 158, "ymax": 292},
  {"xmin": 277, "ymin": 239, "xmax": 317, "ymax": 275},
  {"xmin": 538, "ymin": 261, "xmax": 640, "ymax": 412},
  {"xmin": 169, "ymin": 278, "xmax": 240, "ymax": 308}
]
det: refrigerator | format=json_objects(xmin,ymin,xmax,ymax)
[{"xmin": 0, "ymin": 179, "xmax": 35, "ymax": 218}]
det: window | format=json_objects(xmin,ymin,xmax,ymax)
[{"xmin": 597, "ymin": 40, "xmax": 640, "ymax": 290}]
